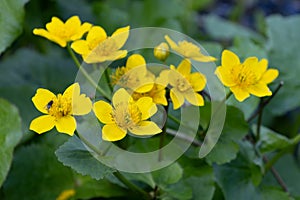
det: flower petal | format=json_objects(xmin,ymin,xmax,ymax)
[
  {"xmin": 33, "ymin": 29, "xmax": 66, "ymax": 47},
  {"xmin": 65, "ymin": 15, "xmax": 81, "ymax": 30},
  {"xmin": 63, "ymin": 83, "xmax": 80, "ymax": 99},
  {"xmin": 136, "ymin": 97, "xmax": 157, "ymax": 120},
  {"xmin": 102, "ymin": 124, "xmax": 127, "ymax": 141},
  {"xmin": 247, "ymin": 83, "xmax": 272, "ymax": 97},
  {"xmin": 72, "ymin": 94, "xmax": 92, "ymax": 115},
  {"xmin": 215, "ymin": 66, "xmax": 236, "ymax": 87},
  {"xmin": 93, "ymin": 101, "xmax": 114, "ymax": 124},
  {"xmin": 164, "ymin": 35, "xmax": 178, "ymax": 50},
  {"xmin": 156, "ymin": 70, "xmax": 170, "ymax": 87},
  {"xmin": 253, "ymin": 58, "xmax": 268, "ymax": 78},
  {"xmin": 111, "ymin": 26, "xmax": 130, "ymax": 49},
  {"xmin": 168, "ymin": 69, "xmax": 182, "ymax": 87},
  {"xmin": 192, "ymin": 55, "xmax": 217, "ymax": 62},
  {"xmin": 221, "ymin": 50, "xmax": 240, "ymax": 69},
  {"xmin": 190, "ymin": 72, "xmax": 206, "ymax": 91},
  {"xmin": 29, "ymin": 115, "xmax": 55, "ymax": 134},
  {"xmin": 177, "ymin": 59, "xmax": 191, "ymax": 77},
  {"xmin": 55, "ymin": 116, "xmax": 76, "ymax": 136},
  {"xmin": 71, "ymin": 40, "xmax": 90, "ymax": 55},
  {"xmin": 185, "ymin": 91, "xmax": 204, "ymax": 106},
  {"xmin": 112, "ymin": 88, "xmax": 132, "ymax": 108},
  {"xmin": 260, "ymin": 69, "xmax": 279, "ymax": 84},
  {"xmin": 32, "ymin": 88, "xmax": 56, "ymax": 114},
  {"xmin": 46, "ymin": 17, "xmax": 64, "ymax": 32},
  {"xmin": 230, "ymin": 86, "xmax": 250, "ymax": 102},
  {"xmin": 129, "ymin": 121, "xmax": 162, "ymax": 136},
  {"xmin": 126, "ymin": 54, "xmax": 146, "ymax": 70},
  {"xmin": 86, "ymin": 26, "xmax": 107, "ymax": 49},
  {"xmin": 170, "ymin": 88, "xmax": 185, "ymax": 110}
]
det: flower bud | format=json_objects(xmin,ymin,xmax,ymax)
[{"xmin": 154, "ymin": 42, "xmax": 169, "ymax": 62}]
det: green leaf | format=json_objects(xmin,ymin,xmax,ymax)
[
  {"xmin": 2, "ymin": 144, "xmax": 74, "ymax": 200},
  {"xmin": 0, "ymin": 0, "xmax": 28, "ymax": 54},
  {"xmin": 203, "ymin": 15, "xmax": 264, "ymax": 42},
  {"xmin": 0, "ymin": 99, "xmax": 22, "ymax": 187},
  {"xmin": 123, "ymin": 172, "xmax": 156, "ymax": 189},
  {"xmin": 55, "ymin": 135, "xmax": 115, "ymax": 180},
  {"xmin": 152, "ymin": 162, "xmax": 183, "ymax": 186},
  {"xmin": 160, "ymin": 179, "xmax": 193, "ymax": 200},
  {"xmin": 266, "ymin": 15, "xmax": 300, "ymax": 115},
  {"xmin": 74, "ymin": 174, "xmax": 127, "ymax": 199},
  {"xmin": 180, "ymin": 158, "xmax": 215, "ymax": 200},
  {"xmin": 214, "ymin": 141, "xmax": 263, "ymax": 200},
  {"xmin": 254, "ymin": 125, "xmax": 291, "ymax": 153},
  {"xmin": 260, "ymin": 187, "xmax": 292, "ymax": 200},
  {"xmin": 202, "ymin": 104, "xmax": 249, "ymax": 164}
]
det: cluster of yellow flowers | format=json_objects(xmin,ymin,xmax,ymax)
[{"xmin": 30, "ymin": 15, "xmax": 279, "ymax": 142}]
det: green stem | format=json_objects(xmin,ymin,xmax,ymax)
[
  {"xmin": 113, "ymin": 171, "xmax": 151, "ymax": 200},
  {"xmin": 226, "ymin": 91, "xmax": 232, "ymax": 100},
  {"xmin": 66, "ymin": 43, "xmax": 111, "ymax": 100},
  {"xmin": 265, "ymin": 133, "xmax": 300, "ymax": 172},
  {"xmin": 167, "ymin": 113, "xmax": 181, "ymax": 125}
]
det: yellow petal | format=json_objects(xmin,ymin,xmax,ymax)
[
  {"xmin": 243, "ymin": 57, "xmax": 258, "ymax": 68},
  {"xmin": 185, "ymin": 91, "xmax": 204, "ymax": 106},
  {"xmin": 126, "ymin": 54, "xmax": 146, "ymax": 70},
  {"xmin": 111, "ymin": 26, "xmax": 130, "ymax": 49},
  {"xmin": 93, "ymin": 101, "xmax": 114, "ymax": 124},
  {"xmin": 215, "ymin": 67, "xmax": 236, "ymax": 87},
  {"xmin": 192, "ymin": 55, "xmax": 217, "ymax": 62},
  {"xmin": 168, "ymin": 70, "xmax": 182, "ymax": 87},
  {"xmin": 112, "ymin": 88, "xmax": 132, "ymax": 108},
  {"xmin": 153, "ymin": 88, "xmax": 168, "ymax": 106},
  {"xmin": 84, "ymin": 49, "xmax": 127, "ymax": 64},
  {"xmin": 164, "ymin": 35, "xmax": 178, "ymax": 50},
  {"xmin": 170, "ymin": 88, "xmax": 185, "ymax": 110},
  {"xmin": 222, "ymin": 50, "xmax": 240, "ymax": 69},
  {"xmin": 102, "ymin": 124, "xmax": 127, "ymax": 141},
  {"xmin": 190, "ymin": 72, "xmax": 206, "ymax": 91},
  {"xmin": 129, "ymin": 121, "xmax": 162, "ymax": 136},
  {"xmin": 71, "ymin": 40, "xmax": 90, "ymax": 55},
  {"xmin": 134, "ymin": 83, "xmax": 154, "ymax": 93},
  {"xmin": 32, "ymin": 88, "xmax": 56, "ymax": 114},
  {"xmin": 72, "ymin": 94, "xmax": 92, "ymax": 115},
  {"xmin": 63, "ymin": 83, "xmax": 79, "ymax": 99},
  {"xmin": 46, "ymin": 17, "xmax": 64, "ymax": 32},
  {"xmin": 65, "ymin": 15, "xmax": 81, "ymax": 30},
  {"xmin": 136, "ymin": 97, "xmax": 157, "ymax": 120},
  {"xmin": 230, "ymin": 86, "xmax": 250, "ymax": 102},
  {"xmin": 156, "ymin": 70, "xmax": 170, "ymax": 87},
  {"xmin": 55, "ymin": 116, "xmax": 76, "ymax": 136},
  {"xmin": 86, "ymin": 26, "xmax": 107, "ymax": 49},
  {"xmin": 71, "ymin": 22, "xmax": 92, "ymax": 41},
  {"xmin": 260, "ymin": 69, "xmax": 279, "ymax": 84},
  {"xmin": 177, "ymin": 59, "xmax": 191, "ymax": 77},
  {"xmin": 33, "ymin": 29, "xmax": 66, "ymax": 47},
  {"xmin": 29, "ymin": 115, "xmax": 55, "ymax": 134},
  {"xmin": 253, "ymin": 58, "xmax": 268, "ymax": 78},
  {"xmin": 247, "ymin": 83, "xmax": 272, "ymax": 97}
]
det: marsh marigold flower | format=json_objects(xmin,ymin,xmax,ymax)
[
  {"xmin": 30, "ymin": 83, "xmax": 92, "ymax": 135},
  {"xmin": 154, "ymin": 42, "xmax": 170, "ymax": 62},
  {"xmin": 33, "ymin": 16, "xmax": 92, "ymax": 47},
  {"xmin": 93, "ymin": 88, "xmax": 162, "ymax": 141},
  {"xmin": 132, "ymin": 83, "xmax": 168, "ymax": 106},
  {"xmin": 215, "ymin": 50, "xmax": 279, "ymax": 102},
  {"xmin": 164, "ymin": 35, "xmax": 216, "ymax": 62},
  {"xmin": 111, "ymin": 54, "xmax": 155, "ymax": 93},
  {"xmin": 71, "ymin": 25, "xmax": 130, "ymax": 63},
  {"xmin": 166, "ymin": 59, "xmax": 206, "ymax": 109}
]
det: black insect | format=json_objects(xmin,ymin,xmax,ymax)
[{"xmin": 46, "ymin": 100, "xmax": 54, "ymax": 110}]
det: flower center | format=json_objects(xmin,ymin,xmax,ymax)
[
  {"xmin": 113, "ymin": 102, "xmax": 142, "ymax": 130},
  {"xmin": 176, "ymin": 77, "xmax": 191, "ymax": 92},
  {"xmin": 235, "ymin": 65, "xmax": 257, "ymax": 87},
  {"xmin": 47, "ymin": 94, "xmax": 72, "ymax": 118}
]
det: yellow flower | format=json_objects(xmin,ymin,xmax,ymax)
[
  {"xmin": 93, "ymin": 88, "xmax": 162, "ymax": 141},
  {"xmin": 71, "ymin": 25, "xmax": 130, "ymax": 63},
  {"xmin": 164, "ymin": 35, "xmax": 216, "ymax": 62},
  {"xmin": 132, "ymin": 83, "xmax": 168, "ymax": 106},
  {"xmin": 168, "ymin": 59, "xmax": 206, "ymax": 109},
  {"xmin": 111, "ymin": 54, "xmax": 155, "ymax": 93},
  {"xmin": 30, "ymin": 83, "xmax": 92, "ymax": 135},
  {"xmin": 56, "ymin": 189, "xmax": 75, "ymax": 200},
  {"xmin": 215, "ymin": 50, "xmax": 279, "ymax": 102},
  {"xmin": 154, "ymin": 42, "xmax": 169, "ymax": 62},
  {"xmin": 33, "ymin": 16, "xmax": 92, "ymax": 47}
]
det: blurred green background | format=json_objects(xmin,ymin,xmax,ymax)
[{"xmin": 1, "ymin": 0, "xmax": 300, "ymax": 199}]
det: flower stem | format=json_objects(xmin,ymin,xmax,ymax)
[
  {"xmin": 113, "ymin": 171, "xmax": 151, "ymax": 200},
  {"xmin": 247, "ymin": 81, "xmax": 284, "ymax": 122},
  {"xmin": 66, "ymin": 43, "xmax": 111, "ymax": 100}
]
